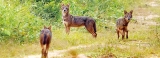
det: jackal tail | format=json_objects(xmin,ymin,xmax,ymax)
[
  {"xmin": 93, "ymin": 22, "xmax": 96, "ymax": 33},
  {"xmin": 43, "ymin": 34, "xmax": 47, "ymax": 45}
]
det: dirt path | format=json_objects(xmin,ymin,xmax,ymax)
[
  {"xmin": 24, "ymin": 0, "xmax": 160, "ymax": 58},
  {"xmin": 24, "ymin": 40, "xmax": 152, "ymax": 58},
  {"xmin": 133, "ymin": 0, "xmax": 159, "ymax": 26},
  {"xmin": 24, "ymin": 43, "xmax": 102, "ymax": 58}
]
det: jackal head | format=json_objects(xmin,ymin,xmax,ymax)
[
  {"xmin": 61, "ymin": 4, "xmax": 69, "ymax": 16},
  {"xmin": 124, "ymin": 10, "xmax": 133, "ymax": 22},
  {"xmin": 44, "ymin": 25, "xmax": 52, "ymax": 31}
]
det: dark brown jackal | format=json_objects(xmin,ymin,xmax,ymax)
[
  {"xmin": 61, "ymin": 4, "xmax": 97, "ymax": 38},
  {"xmin": 116, "ymin": 10, "xmax": 133, "ymax": 40},
  {"xmin": 40, "ymin": 26, "xmax": 52, "ymax": 58}
]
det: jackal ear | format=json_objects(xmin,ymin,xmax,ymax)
[
  {"xmin": 61, "ymin": 4, "xmax": 64, "ymax": 7},
  {"xmin": 48, "ymin": 26, "xmax": 52, "ymax": 30},
  {"xmin": 124, "ymin": 10, "xmax": 127, "ymax": 14},
  {"xmin": 67, "ymin": 4, "xmax": 70, "ymax": 7},
  {"xmin": 130, "ymin": 10, "xmax": 133, "ymax": 14},
  {"xmin": 44, "ymin": 25, "xmax": 47, "ymax": 29}
]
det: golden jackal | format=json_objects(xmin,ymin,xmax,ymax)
[
  {"xmin": 116, "ymin": 10, "xmax": 133, "ymax": 40},
  {"xmin": 61, "ymin": 4, "xmax": 97, "ymax": 38},
  {"xmin": 40, "ymin": 26, "xmax": 52, "ymax": 58}
]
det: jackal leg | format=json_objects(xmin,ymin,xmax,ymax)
[
  {"xmin": 45, "ymin": 36, "xmax": 51, "ymax": 58},
  {"xmin": 41, "ymin": 45, "xmax": 45, "ymax": 58},
  {"xmin": 85, "ymin": 24, "xmax": 96, "ymax": 38},
  {"xmin": 116, "ymin": 29, "xmax": 120, "ymax": 39},
  {"xmin": 65, "ymin": 26, "xmax": 70, "ymax": 35},
  {"xmin": 125, "ymin": 27, "xmax": 128, "ymax": 39},
  {"xmin": 119, "ymin": 29, "xmax": 125, "ymax": 40},
  {"xmin": 40, "ymin": 38, "xmax": 45, "ymax": 58},
  {"xmin": 45, "ymin": 44, "xmax": 50, "ymax": 58},
  {"xmin": 126, "ymin": 30, "xmax": 128, "ymax": 39}
]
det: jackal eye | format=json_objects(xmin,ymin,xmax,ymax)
[
  {"xmin": 66, "ymin": 7, "xmax": 69, "ymax": 10},
  {"xmin": 130, "ymin": 15, "xmax": 132, "ymax": 18}
]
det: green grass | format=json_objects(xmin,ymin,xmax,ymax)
[{"xmin": 2, "ymin": 23, "xmax": 160, "ymax": 58}]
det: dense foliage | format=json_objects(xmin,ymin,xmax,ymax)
[{"xmin": 0, "ymin": 0, "xmax": 135, "ymax": 43}]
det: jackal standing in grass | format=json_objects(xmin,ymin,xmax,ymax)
[
  {"xmin": 116, "ymin": 10, "xmax": 133, "ymax": 40},
  {"xmin": 40, "ymin": 26, "xmax": 52, "ymax": 58},
  {"xmin": 61, "ymin": 4, "xmax": 97, "ymax": 38}
]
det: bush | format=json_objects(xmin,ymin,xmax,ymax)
[
  {"xmin": 31, "ymin": 0, "xmax": 62, "ymax": 21},
  {"xmin": 0, "ymin": 0, "xmax": 136, "ymax": 43}
]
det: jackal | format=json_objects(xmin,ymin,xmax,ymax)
[
  {"xmin": 61, "ymin": 4, "xmax": 97, "ymax": 38},
  {"xmin": 40, "ymin": 26, "xmax": 52, "ymax": 58},
  {"xmin": 116, "ymin": 10, "xmax": 133, "ymax": 39}
]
